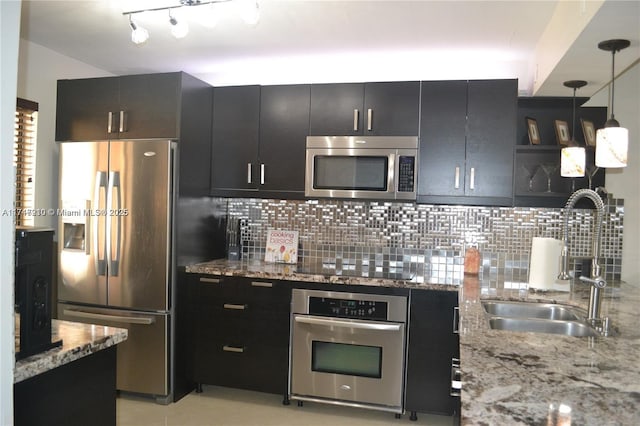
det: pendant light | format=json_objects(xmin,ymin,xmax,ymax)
[
  {"xmin": 595, "ymin": 39, "xmax": 630, "ymax": 168},
  {"xmin": 561, "ymin": 80, "xmax": 587, "ymax": 178}
]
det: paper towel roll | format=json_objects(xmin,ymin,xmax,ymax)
[{"xmin": 528, "ymin": 237, "xmax": 569, "ymax": 291}]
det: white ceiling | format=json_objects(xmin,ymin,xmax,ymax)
[{"xmin": 19, "ymin": 0, "xmax": 640, "ymax": 97}]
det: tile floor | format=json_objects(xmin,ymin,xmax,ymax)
[{"xmin": 117, "ymin": 386, "xmax": 455, "ymax": 426}]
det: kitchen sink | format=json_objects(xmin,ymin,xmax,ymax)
[
  {"xmin": 481, "ymin": 300, "xmax": 600, "ymax": 337},
  {"xmin": 481, "ymin": 301, "xmax": 584, "ymax": 321},
  {"xmin": 488, "ymin": 317, "xmax": 599, "ymax": 337}
]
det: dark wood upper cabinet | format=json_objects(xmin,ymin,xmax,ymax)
[
  {"xmin": 55, "ymin": 72, "xmax": 212, "ymax": 196},
  {"xmin": 210, "ymin": 85, "xmax": 261, "ymax": 194},
  {"xmin": 258, "ymin": 84, "xmax": 310, "ymax": 195},
  {"xmin": 56, "ymin": 73, "xmax": 191, "ymax": 141},
  {"xmin": 418, "ymin": 79, "xmax": 517, "ymax": 206},
  {"xmin": 309, "ymin": 81, "xmax": 420, "ymax": 136},
  {"xmin": 210, "ymin": 84, "xmax": 310, "ymax": 198}
]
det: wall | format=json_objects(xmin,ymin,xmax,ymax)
[
  {"xmin": 226, "ymin": 198, "xmax": 624, "ymax": 285},
  {"xmin": 16, "ymin": 39, "xmax": 114, "ymax": 231},
  {"xmin": 585, "ymin": 61, "xmax": 640, "ymax": 284},
  {"xmin": 1, "ymin": 1, "xmax": 22, "ymax": 422}
]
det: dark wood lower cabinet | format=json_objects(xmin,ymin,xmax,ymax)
[
  {"xmin": 191, "ymin": 275, "xmax": 291, "ymax": 396},
  {"xmin": 14, "ymin": 346, "xmax": 117, "ymax": 426},
  {"xmin": 405, "ymin": 289, "xmax": 460, "ymax": 420}
]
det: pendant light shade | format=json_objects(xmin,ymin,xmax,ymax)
[
  {"xmin": 561, "ymin": 147, "xmax": 586, "ymax": 177},
  {"xmin": 560, "ymin": 80, "xmax": 587, "ymax": 177},
  {"xmin": 596, "ymin": 127, "xmax": 628, "ymax": 167},
  {"xmin": 595, "ymin": 39, "xmax": 630, "ymax": 168}
]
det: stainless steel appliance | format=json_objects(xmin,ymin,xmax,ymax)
[
  {"xmin": 289, "ymin": 289, "xmax": 408, "ymax": 414},
  {"xmin": 305, "ymin": 136, "xmax": 418, "ymax": 200},
  {"xmin": 57, "ymin": 139, "xmax": 176, "ymax": 403}
]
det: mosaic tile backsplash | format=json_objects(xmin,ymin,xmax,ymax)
[{"xmin": 221, "ymin": 197, "xmax": 624, "ymax": 285}]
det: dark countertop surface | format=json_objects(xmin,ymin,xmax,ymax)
[{"xmin": 187, "ymin": 259, "xmax": 640, "ymax": 425}]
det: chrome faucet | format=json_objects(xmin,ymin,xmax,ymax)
[{"xmin": 558, "ymin": 189, "xmax": 610, "ymax": 334}]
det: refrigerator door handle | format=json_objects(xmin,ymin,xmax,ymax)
[
  {"xmin": 94, "ymin": 171, "xmax": 108, "ymax": 276},
  {"xmin": 107, "ymin": 171, "xmax": 122, "ymax": 276},
  {"xmin": 63, "ymin": 309, "xmax": 155, "ymax": 325}
]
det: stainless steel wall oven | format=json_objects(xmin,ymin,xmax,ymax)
[{"xmin": 289, "ymin": 289, "xmax": 408, "ymax": 414}]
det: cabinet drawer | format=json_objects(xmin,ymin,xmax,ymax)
[
  {"xmin": 195, "ymin": 342, "xmax": 288, "ymax": 394},
  {"xmin": 199, "ymin": 309, "xmax": 290, "ymax": 346}
]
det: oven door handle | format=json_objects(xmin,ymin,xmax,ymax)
[{"xmin": 294, "ymin": 315, "xmax": 403, "ymax": 331}]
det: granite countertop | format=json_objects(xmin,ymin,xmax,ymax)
[
  {"xmin": 186, "ymin": 258, "xmax": 459, "ymax": 291},
  {"xmin": 188, "ymin": 258, "xmax": 640, "ymax": 425},
  {"xmin": 14, "ymin": 319, "xmax": 128, "ymax": 383}
]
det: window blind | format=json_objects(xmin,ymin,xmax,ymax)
[{"xmin": 14, "ymin": 98, "xmax": 38, "ymax": 227}]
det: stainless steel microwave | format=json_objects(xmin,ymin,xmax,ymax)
[{"xmin": 305, "ymin": 136, "xmax": 418, "ymax": 200}]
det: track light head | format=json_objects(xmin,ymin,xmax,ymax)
[
  {"xmin": 128, "ymin": 15, "xmax": 149, "ymax": 45},
  {"xmin": 169, "ymin": 10, "xmax": 189, "ymax": 39}
]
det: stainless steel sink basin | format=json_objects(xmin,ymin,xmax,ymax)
[
  {"xmin": 481, "ymin": 301, "xmax": 584, "ymax": 321},
  {"xmin": 488, "ymin": 317, "xmax": 599, "ymax": 337},
  {"xmin": 481, "ymin": 300, "xmax": 600, "ymax": 337}
]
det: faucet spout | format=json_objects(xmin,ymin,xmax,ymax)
[{"xmin": 558, "ymin": 189, "xmax": 607, "ymax": 322}]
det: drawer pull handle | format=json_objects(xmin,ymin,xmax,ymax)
[
  {"xmin": 251, "ymin": 281, "xmax": 273, "ymax": 288},
  {"xmin": 222, "ymin": 345, "xmax": 244, "ymax": 353},
  {"xmin": 450, "ymin": 357, "xmax": 462, "ymax": 397},
  {"xmin": 223, "ymin": 303, "xmax": 247, "ymax": 310},
  {"xmin": 199, "ymin": 277, "xmax": 220, "ymax": 284}
]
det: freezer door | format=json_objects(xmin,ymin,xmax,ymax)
[
  {"xmin": 107, "ymin": 140, "xmax": 174, "ymax": 311},
  {"xmin": 58, "ymin": 303, "xmax": 169, "ymax": 397},
  {"xmin": 58, "ymin": 141, "xmax": 109, "ymax": 305}
]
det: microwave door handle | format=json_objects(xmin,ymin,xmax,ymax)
[{"xmin": 294, "ymin": 315, "xmax": 402, "ymax": 331}]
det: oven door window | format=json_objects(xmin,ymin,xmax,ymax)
[
  {"xmin": 311, "ymin": 341, "xmax": 382, "ymax": 378},
  {"xmin": 313, "ymin": 156, "xmax": 388, "ymax": 191}
]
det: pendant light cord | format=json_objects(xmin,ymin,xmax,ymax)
[
  {"xmin": 572, "ymin": 87, "xmax": 577, "ymax": 141},
  {"xmin": 610, "ymin": 49, "xmax": 616, "ymax": 120}
]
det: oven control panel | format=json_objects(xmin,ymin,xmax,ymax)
[{"xmin": 308, "ymin": 297, "xmax": 388, "ymax": 321}]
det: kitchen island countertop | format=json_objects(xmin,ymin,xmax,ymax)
[
  {"xmin": 15, "ymin": 319, "xmax": 128, "ymax": 383},
  {"xmin": 187, "ymin": 259, "xmax": 640, "ymax": 425}
]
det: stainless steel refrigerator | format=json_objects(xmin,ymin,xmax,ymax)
[{"xmin": 57, "ymin": 139, "xmax": 176, "ymax": 403}]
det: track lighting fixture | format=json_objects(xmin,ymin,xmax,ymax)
[
  {"xmin": 595, "ymin": 39, "xmax": 630, "ymax": 168},
  {"xmin": 123, "ymin": 0, "xmax": 259, "ymax": 44},
  {"xmin": 129, "ymin": 15, "xmax": 149, "ymax": 45},
  {"xmin": 169, "ymin": 10, "xmax": 189, "ymax": 39}
]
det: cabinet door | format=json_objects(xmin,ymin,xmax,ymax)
[
  {"xmin": 118, "ymin": 73, "xmax": 180, "ymax": 139},
  {"xmin": 210, "ymin": 86, "xmax": 261, "ymax": 193},
  {"xmin": 309, "ymin": 83, "xmax": 365, "ymax": 135},
  {"xmin": 258, "ymin": 85, "xmax": 310, "ymax": 194},
  {"xmin": 418, "ymin": 80, "xmax": 468, "ymax": 197},
  {"xmin": 466, "ymin": 79, "xmax": 517, "ymax": 199},
  {"xmin": 405, "ymin": 289, "xmax": 460, "ymax": 416},
  {"xmin": 363, "ymin": 81, "xmax": 420, "ymax": 135},
  {"xmin": 56, "ymin": 77, "xmax": 119, "ymax": 141}
]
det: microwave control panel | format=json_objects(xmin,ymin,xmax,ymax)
[
  {"xmin": 397, "ymin": 156, "xmax": 415, "ymax": 192},
  {"xmin": 308, "ymin": 296, "xmax": 388, "ymax": 321}
]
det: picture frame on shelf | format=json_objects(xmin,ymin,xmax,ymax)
[
  {"xmin": 526, "ymin": 117, "xmax": 540, "ymax": 145},
  {"xmin": 554, "ymin": 120, "xmax": 571, "ymax": 146},
  {"xmin": 581, "ymin": 118, "xmax": 596, "ymax": 146}
]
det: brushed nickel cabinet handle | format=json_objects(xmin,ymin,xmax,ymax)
[
  {"xmin": 222, "ymin": 345, "xmax": 244, "ymax": 353},
  {"xmin": 469, "ymin": 167, "xmax": 475, "ymax": 190},
  {"xmin": 450, "ymin": 357, "xmax": 462, "ymax": 396},
  {"xmin": 353, "ymin": 109, "xmax": 359, "ymax": 131},
  {"xmin": 367, "ymin": 108, "xmax": 373, "ymax": 131},
  {"xmin": 247, "ymin": 163, "xmax": 252, "ymax": 184},
  {"xmin": 453, "ymin": 306, "xmax": 460, "ymax": 334},
  {"xmin": 454, "ymin": 166, "xmax": 460, "ymax": 189},
  {"xmin": 107, "ymin": 112, "xmax": 114, "ymax": 133},
  {"xmin": 260, "ymin": 164, "xmax": 265, "ymax": 185},
  {"xmin": 199, "ymin": 277, "xmax": 220, "ymax": 284},
  {"xmin": 119, "ymin": 110, "xmax": 126, "ymax": 133},
  {"xmin": 223, "ymin": 303, "xmax": 247, "ymax": 310},
  {"xmin": 251, "ymin": 281, "xmax": 273, "ymax": 288}
]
